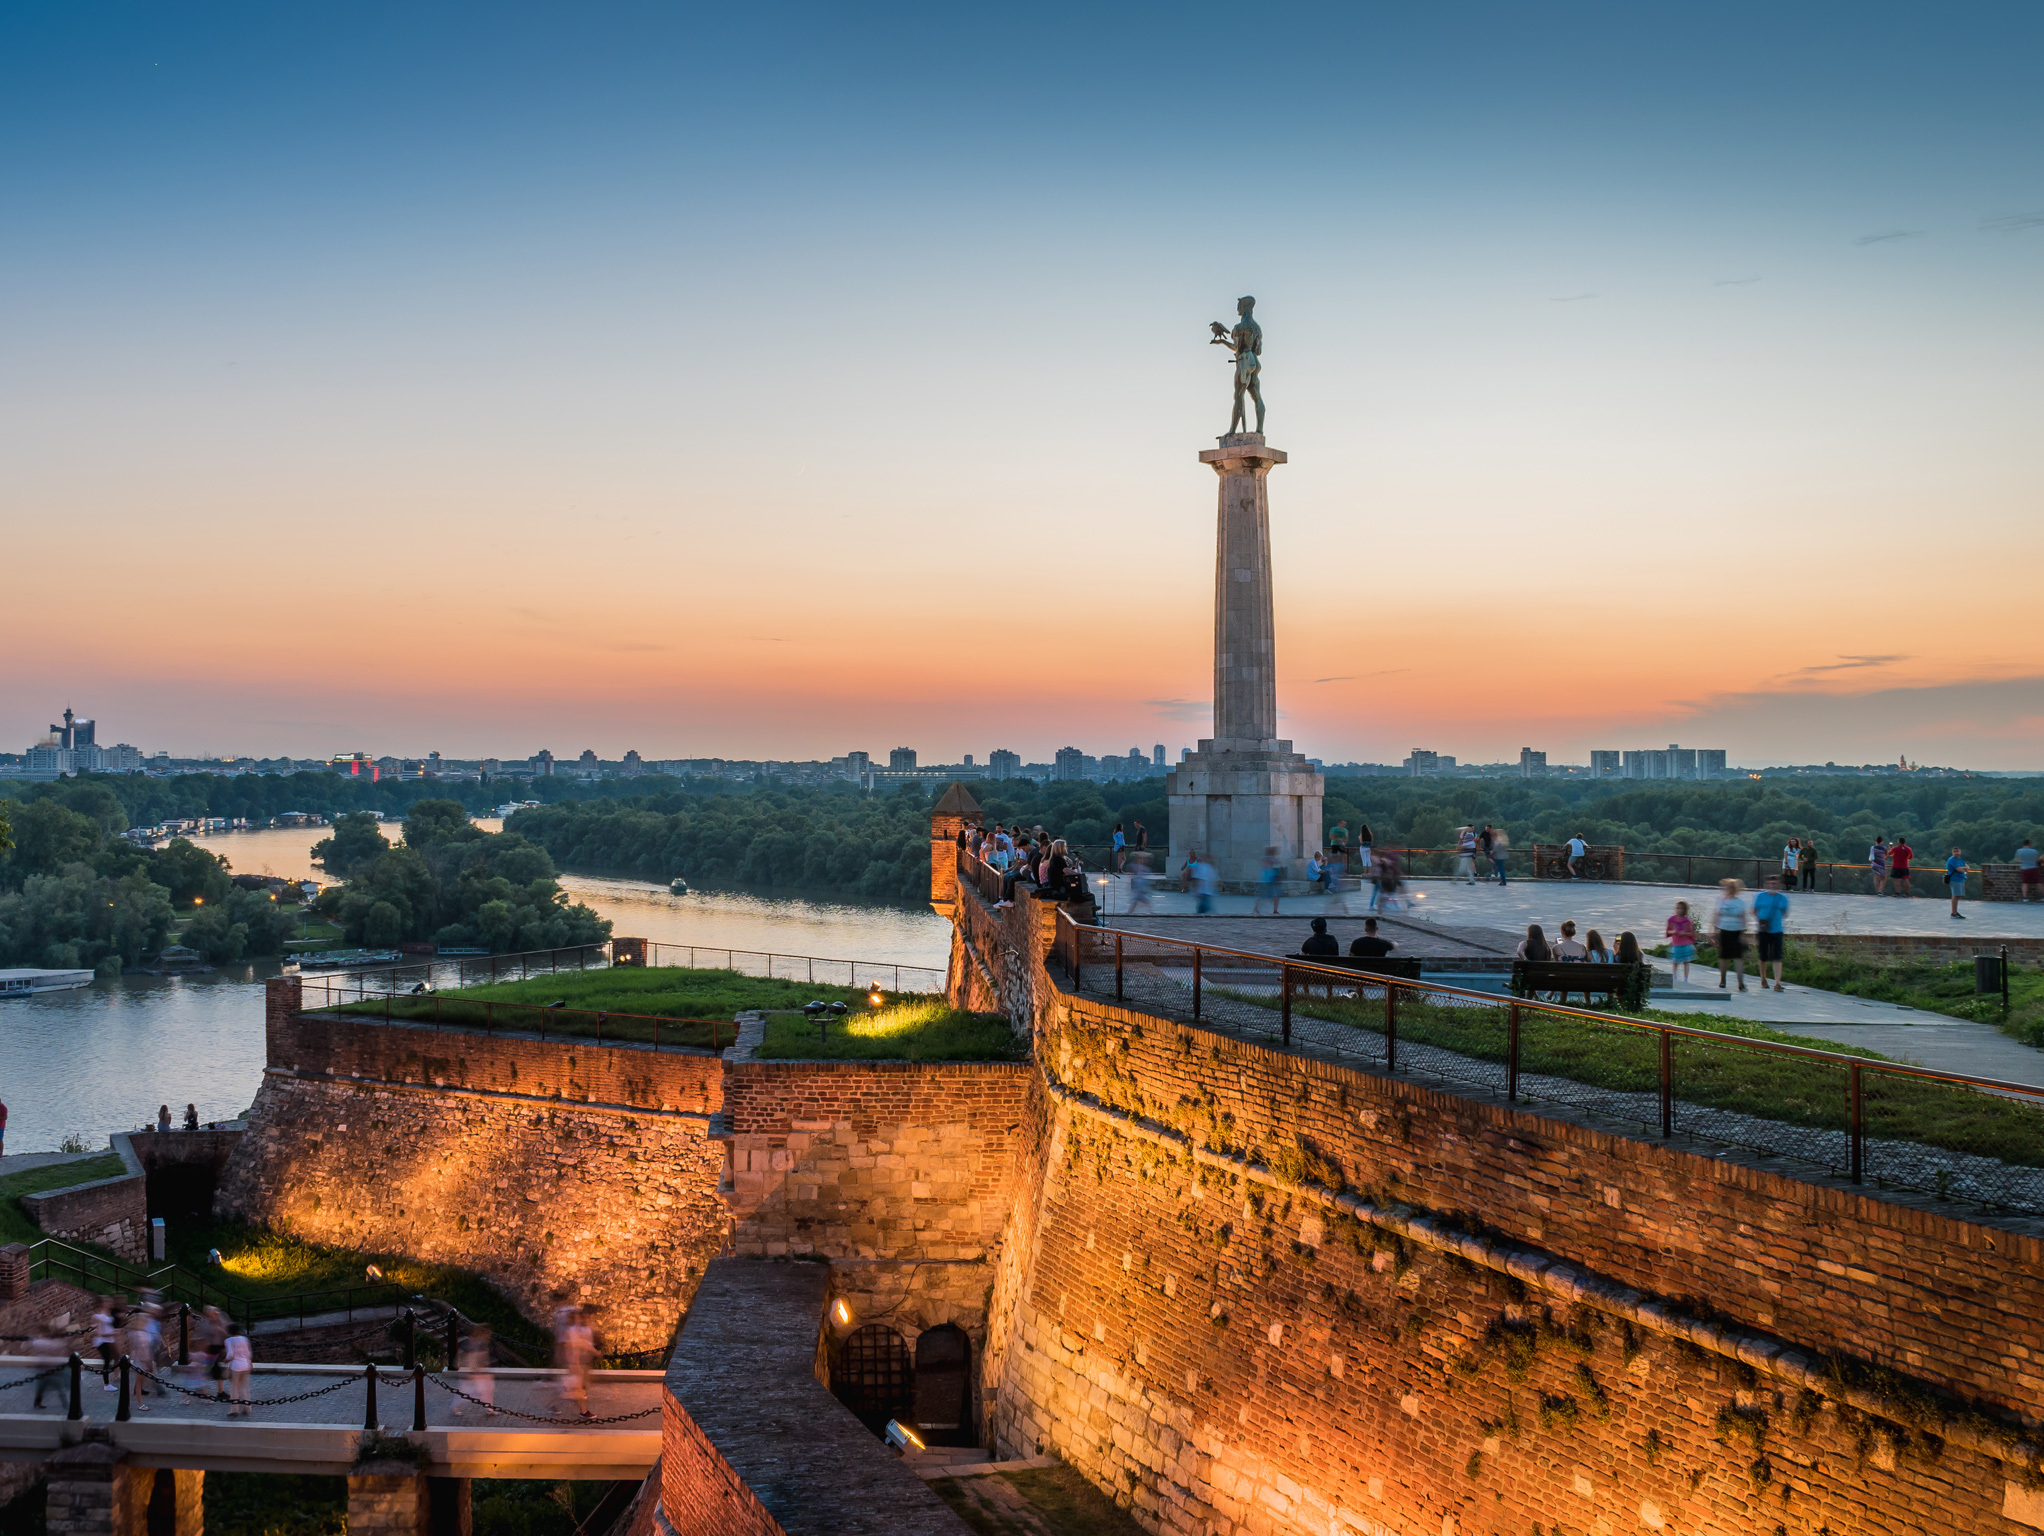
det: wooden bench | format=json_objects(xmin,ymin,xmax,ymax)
[
  {"xmin": 1511, "ymin": 960, "xmax": 1647, "ymax": 1006},
  {"xmin": 1286, "ymin": 954, "xmax": 1424, "ymax": 996}
]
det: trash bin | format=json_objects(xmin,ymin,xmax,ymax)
[
  {"xmin": 1975, "ymin": 953, "xmax": 2004, "ymax": 995},
  {"xmin": 150, "ymin": 1217, "xmax": 167, "ymax": 1262}
]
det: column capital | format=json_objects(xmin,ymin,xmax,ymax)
[{"xmin": 1199, "ymin": 436, "xmax": 1286, "ymax": 472}]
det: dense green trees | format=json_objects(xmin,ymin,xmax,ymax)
[
  {"xmin": 323, "ymin": 799, "xmax": 610, "ymax": 953},
  {"xmin": 311, "ymin": 812, "xmax": 391, "ymax": 879}
]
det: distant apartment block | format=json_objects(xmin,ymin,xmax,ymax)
[
  {"xmin": 988, "ymin": 749, "xmax": 1021, "ymax": 780},
  {"xmin": 1403, "ymin": 749, "xmax": 1456, "ymax": 776},
  {"xmin": 1053, "ymin": 746, "xmax": 1086, "ymax": 781},
  {"xmin": 531, "ymin": 750, "xmax": 555, "ymax": 777},
  {"xmin": 1153, "ymin": 744, "xmax": 1166, "ymax": 767},
  {"xmin": 1519, "ymin": 747, "xmax": 1548, "ymax": 777},
  {"xmin": 1619, "ymin": 743, "xmax": 1723, "ymax": 780},
  {"xmin": 1589, "ymin": 750, "xmax": 1621, "ymax": 778},
  {"xmin": 889, "ymin": 747, "xmax": 917, "ymax": 770}
]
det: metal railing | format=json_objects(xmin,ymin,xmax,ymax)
[
  {"xmin": 24, "ymin": 1239, "xmax": 414, "ymax": 1331},
  {"xmin": 298, "ymin": 975, "xmax": 739, "ymax": 1052},
  {"xmin": 640, "ymin": 940, "xmax": 942, "ymax": 994},
  {"xmin": 290, "ymin": 943, "xmax": 609, "ymax": 991},
  {"xmin": 1052, "ymin": 908, "xmax": 2044, "ymax": 1215}
]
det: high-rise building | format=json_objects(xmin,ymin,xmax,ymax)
[
  {"xmin": 962, "ymin": 753, "xmax": 975, "ymax": 766},
  {"xmin": 622, "ymin": 750, "xmax": 644, "ymax": 776},
  {"xmin": 577, "ymin": 749, "xmax": 599, "ymax": 774},
  {"xmin": 1404, "ymin": 750, "xmax": 1454, "ymax": 776},
  {"xmin": 1667, "ymin": 744, "xmax": 1697, "ymax": 779},
  {"xmin": 1053, "ymin": 747, "xmax": 1085, "ymax": 781},
  {"xmin": 1519, "ymin": 747, "xmax": 1548, "ymax": 777},
  {"xmin": 1589, "ymin": 750, "xmax": 1621, "ymax": 778},
  {"xmin": 1697, "ymin": 749, "xmax": 1727, "ymax": 777},
  {"xmin": 889, "ymin": 747, "xmax": 917, "ymax": 770},
  {"xmin": 843, "ymin": 750, "xmax": 871, "ymax": 781},
  {"xmin": 531, "ymin": 750, "xmax": 555, "ymax": 777},
  {"xmin": 988, "ymin": 749, "xmax": 1021, "ymax": 780},
  {"xmin": 49, "ymin": 709, "xmax": 94, "ymax": 749},
  {"xmin": 1153, "ymin": 745, "xmax": 1166, "ymax": 767}
]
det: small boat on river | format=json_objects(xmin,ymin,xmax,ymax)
[
  {"xmin": 0, "ymin": 968, "xmax": 96, "ymax": 998},
  {"xmin": 669, "ymin": 878, "xmax": 690, "ymax": 896},
  {"xmin": 293, "ymin": 949, "xmax": 406, "ymax": 970}
]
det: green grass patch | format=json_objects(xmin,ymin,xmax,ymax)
[
  {"xmin": 929, "ymin": 1465, "xmax": 1149, "ymax": 1536},
  {"xmin": 0, "ymin": 1153, "xmax": 129, "ymax": 1247},
  {"xmin": 757, "ymin": 998, "xmax": 1023, "ymax": 1061},
  {"xmin": 163, "ymin": 1220, "xmax": 550, "ymax": 1356},
  {"xmin": 331, "ymin": 966, "xmax": 928, "ymax": 1049},
  {"xmin": 1228, "ymin": 986, "xmax": 2044, "ymax": 1171}
]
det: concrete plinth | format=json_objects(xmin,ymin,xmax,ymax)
[
  {"xmin": 43, "ymin": 1442, "xmax": 180, "ymax": 1536},
  {"xmin": 1167, "ymin": 430, "xmax": 1323, "ymax": 886}
]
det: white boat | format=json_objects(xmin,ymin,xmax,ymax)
[{"xmin": 0, "ymin": 968, "xmax": 96, "ymax": 998}]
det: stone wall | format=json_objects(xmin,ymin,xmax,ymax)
[
  {"xmin": 938, "ymin": 857, "xmax": 2044, "ymax": 1536},
  {"xmin": 21, "ymin": 1165, "xmax": 146, "ymax": 1263},
  {"xmin": 219, "ymin": 978, "xmax": 730, "ymax": 1351}
]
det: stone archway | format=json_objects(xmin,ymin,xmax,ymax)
[{"xmin": 911, "ymin": 1323, "xmax": 972, "ymax": 1447}]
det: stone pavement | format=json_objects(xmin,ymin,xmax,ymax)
[{"xmin": 1102, "ymin": 872, "xmax": 2044, "ymax": 938}]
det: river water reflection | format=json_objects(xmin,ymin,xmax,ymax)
[{"xmin": 1, "ymin": 821, "xmax": 950, "ymax": 1155}]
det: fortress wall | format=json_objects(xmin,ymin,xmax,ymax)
[
  {"xmin": 266, "ymin": 984, "xmax": 725, "ymax": 1115},
  {"xmin": 940, "ymin": 879, "xmax": 2044, "ymax": 1533},
  {"xmin": 722, "ymin": 1059, "xmax": 1037, "ymax": 1380},
  {"xmin": 218, "ymin": 980, "xmax": 729, "ymax": 1350}
]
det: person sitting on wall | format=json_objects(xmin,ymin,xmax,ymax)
[
  {"xmin": 1300, "ymin": 916, "xmax": 1339, "ymax": 956},
  {"xmin": 1349, "ymin": 918, "xmax": 1395, "ymax": 958}
]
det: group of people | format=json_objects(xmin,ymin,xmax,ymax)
[
  {"xmin": 1669, "ymin": 876, "xmax": 1793, "ymax": 991},
  {"xmin": 154, "ymin": 1103, "xmax": 203, "ymax": 1132},
  {"xmin": 1512, "ymin": 921, "xmax": 1645, "ymax": 967},
  {"xmin": 17, "ymin": 1294, "xmax": 255, "ymax": 1415},
  {"xmin": 1860, "ymin": 837, "xmax": 2003, "ymax": 919},
  {"xmin": 966, "ymin": 823, "xmax": 1087, "ymax": 909}
]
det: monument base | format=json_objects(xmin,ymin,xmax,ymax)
[{"xmin": 1166, "ymin": 736, "xmax": 1326, "ymax": 888}]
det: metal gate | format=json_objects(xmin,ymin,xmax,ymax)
[{"xmin": 834, "ymin": 1324, "xmax": 913, "ymax": 1435}]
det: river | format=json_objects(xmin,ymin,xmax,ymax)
[{"xmin": 0, "ymin": 821, "xmax": 951, "ymax": 1155}]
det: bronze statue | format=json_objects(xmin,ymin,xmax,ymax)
[{"xmin": 1208, "ymin": 295, "xmax": 1265, "ymax": 435}]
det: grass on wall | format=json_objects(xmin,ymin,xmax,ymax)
[
  {"xmin": 332, "ymin": 966, "xmax": 926, "ymax": 1048},
  {"xmin": 757, "ymin": 999, "xmax": 1023, "ymax": 1062}
]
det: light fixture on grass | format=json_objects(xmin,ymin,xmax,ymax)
[
  {"xmin": 885, "ymin": 1419, "xmax": 925, "ymax": 1454},
  {"xmin": 867, "ymin": 983, "xmax": 884, "ymax": 1009}
]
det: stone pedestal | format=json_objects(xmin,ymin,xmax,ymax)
[
  {"xmin": 348, "ymin": 1464, "xmax": 432, "ymax": 1536},
  {"xmin": 43, "ymin": 1443, "xmax": 181, "ymax": 1536},
  {"xmin": 1167, "ymin": 434, "xmax": 1325, "ymax": 885}
]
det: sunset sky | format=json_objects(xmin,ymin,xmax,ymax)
[{"xmin": 4, "ymin": 2, "xmax": 2041, "ymax": 768}]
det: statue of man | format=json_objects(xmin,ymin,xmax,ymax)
[{"xmin": 1208, "ymin": 295, "xmax": 1265, "ymax": 435}]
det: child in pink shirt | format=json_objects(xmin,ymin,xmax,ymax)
[{"xmin": 1664, "ymin": 902, "xmax": 1697, "ymax": 982}]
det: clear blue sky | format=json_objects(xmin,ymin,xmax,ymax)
[{"xmin": 4, "ymin": 3, "xmax": 2040, "ymax": 766}]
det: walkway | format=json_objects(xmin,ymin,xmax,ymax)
[
  {"xmin": 1100, "ymin": 873, "xmax": 2044, "ymax": 938},
  {"xmin": 0, "ymin": 1361, "xmax": 662, "ymax": 1478}
]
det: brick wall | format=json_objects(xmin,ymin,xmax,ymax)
[
  {"xmin": 936, "ymin": 860, "xmax": 2044, "ymax": 1535},
  {"xmin": 218, "ymin": 979, "xmax": 731, "ymax": 1351},
  {"xmin": 266, "ymin": 978, "xmax": 725, "ymax": 1115},
  {"xmin": 22, "ymin": 1171, "xmax": 146, "ymax": 1263}
]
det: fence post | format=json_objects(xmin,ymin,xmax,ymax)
[
  {"xmin": 413, "ymin": 1363, "xmax": 427, "ymax": 1432},
  {"xmin": 66, "ymin": 1353, "xmax": 82, "ymax": 1420},
  {"xmin": 363, "ymin": 1361, "xmax": 378, "ymax": 1429},
  {"xmin": 1658, "ymin": 1029, "xmax": 1672, "ymax": 1138},
  {"xmin": 116, "ymin": 1356, "xmax": 131, "ymax": 1421},
  {"xmin": 402, "ymin": 1310, "xmax": 417, "ymax": 1370},
  {"xmin": 1849, "ymin": 1063, "xmax": 1864, "ymax": 1184},
  {"xmin": 1193, "ymin": 947, "xmax": 1202, "ymax": 1021},
  {"xmin": 1115, "ymin": 931, "xmax": 1124, "ymax": 1004},
  {"xmin": 1506, "ymin": 1003, "xmax": 1520, "ymax": 1102},
  {"xmin": 1385, "ymin": 984, "xmax": 1398, "ymax": 1073},
  {"xmin": 178, "ymin": 1305, "xmax": 189, "ymax": 1366},
  {"xmin": 597, "ymin": 1011, "xmax": 605, "ymax": 1045},
  {"xmin": 446, "ymin": 1308, "xmax": 459, "ymax": 1365},
  {"xmin": 2004, "ymin": 946, "xmax": 2011, "ymax": 1013},
  {"xmin": 1280, "ymin": 964, "xmax": 1291, "ymax": 1047},
  {"xmin": 1073, "ymin": 919, "xmax": 1083, "ymax": 992}
]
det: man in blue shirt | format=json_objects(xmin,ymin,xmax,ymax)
[
  {"xmin": 1752, "ymin": 876, "xmax": 1791, "ymax": 992},
  {"xmin": 1945, "ymin": 847, "xmax": 1969, "ymax": 920}
]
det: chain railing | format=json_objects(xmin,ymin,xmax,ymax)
[{"xmin": 1053, "ymin": 909, "xmax": 2044, "ymax": 1215}]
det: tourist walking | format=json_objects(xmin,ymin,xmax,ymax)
[
  {"xmin": 1868, "ymin": 837, "xmax": 1889, "ymax": 894},
  {"xmin": 1328, "ymin": 820, "xmax": 1349, "ymax": 865},
  {"xmin": 1887, "ymin": 837, "xmax": 1915, "ymax": 897},
  {"xmin": 1753, "ymin": 877, "xmax": 1790, "ymax": 992},
  {"xmin": 1126, "ymin": 852, "xmax": 1155, "ymax": 914},
  {"xmin": 1781, "ymin": 838, "xmax": 1801, "ymax": 886},
  {"xmin": 1111, "ymin": 823, "xmax": 1127, "ymax": 873},
  {"xmin": 27, "ymin": 1328, "xmax": 67, "ymax": 1409},
  {"xmin": 2018, "ymin": 839, "xmax": 2042, "ymax": 902},
  {"xmin": 1489, "ymin": 825, "xmax": 1510, "ymax": 885},
  {"xmin": 1453, "ymin": 826, "xmax": 1477, "ymax": 884},
  {"xmin": 1798, "ymin": 839, "xmax": 1818, "ymax": 891},
  {"xmin": 1664, "ymin": 901, "xmax": 1698, "ymax": 983},
  {"xmin": 1255, "ymin": 847, "xmax": 1284, "ymax": 916},
  {"xmin": 223, "ymin": 1326, "xmax": 252, "ymax": 1417},
  {"xmin": 197, "ymin": 1306, "xmax": 229, "ymax": 1401},
  {"xmin": 1945, "ymin": 847, "xmax": 1969, "ymax": 919},
  {"xmin": 92, "ymin": 1298, "xmax": 119, "ymax": 1389},
  {"xmin": 556, "ymin": 1309, "xmax": 595, "ymax": 1419},
  {"xmin": 1374, "ymin": 849, "xmax": 1407, "ymax": 913},
  {"xmin": 1133, "ymin": 821, "xmax": 1147, "ymax": 853},
  {"xmin": 454, "ymin": 1326, "xmax": 497, "ymax": 1418},
  {"xmin": 127, "ymin": 1306, "xmax": 161, "ymax": 1410},
  {"xmin": 1715, "ymin": 879, "xmax": 1750, "ymax": 991},
  {"xmin": 1565, "ymin": 833, "xmax": 1588, "ymax": 879},
  {"xmin": 1193, "ymin": 854, "xmax": 1220, "ymax": 915}
]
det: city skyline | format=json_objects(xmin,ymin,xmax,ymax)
[{"xmin": 4, "ymin": 3, "xmax": 2041, "ymax": 767}]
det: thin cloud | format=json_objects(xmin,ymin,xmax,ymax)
[
  {"xmin": 1713, "ymin": 276, "xmax": 1762, "ymax": 286},
  {"xmin": 1146, "ymin": 698, "xmax": 1209, "ymax": 722},
  {"xmin": 1549, "ymin": 292, "xmax": 1598, "ymax": 302},
  {"xmin": 1796, "ymin": 654, "xmax": 1909, "ymax": 675},
  {"xmin": 1315, "ymin": 669, "xmax": 1410, "ymax": 683},
  {"xmin": 1981, "ymin": 212, "xmax": 2044, "ymax": 234},
  {"xmin": 1314, "ymin": 676, "xmax": 1355, "ymax": 684},
  {"xmin": 1854, "ymin": 229, "xmax": 1924, "ymax": 245}
]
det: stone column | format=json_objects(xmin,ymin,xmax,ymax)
[
  {"xmin": 1205, "ymin": 435, "xmax": 1286, "ymax": 750},
  {"xmin": 43, "ymin": 1443, "xmax": 152, "ymax": 1536},
  {"xmin": 0, "ymin": 1241, "xmax": 29, "ymax": 1302},
  {"xmin": 348, "ymin": 1463, "xmax": 432, "ymax": 1536}
]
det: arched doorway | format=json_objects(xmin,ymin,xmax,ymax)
[
  {"xmin": 833, "ymin": 1324, "xmax": 913, "ymax": 1436},
  {"xmin": 912, "ymin": 1324, "xmax": 973, "ymax": 1446}
]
